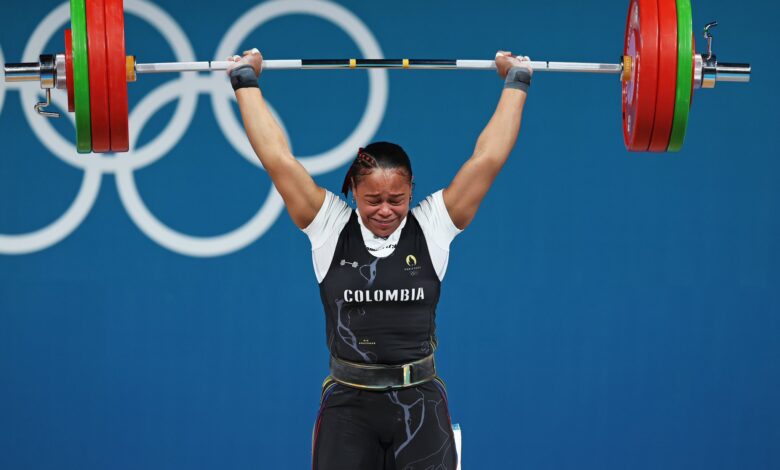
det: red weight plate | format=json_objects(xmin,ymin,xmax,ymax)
[
  {"xmin": 648, "ymin": 0, "xmax": 678, "ymax": 152},
  {"xmin": 65, "ymin": 29, "xmax": 75, "ymax": 113},
  {"xmin": 622, "ymin": 0, "xmax": 660, "ymax": 151},
  {"xmin": 86, "ymin": 0, "xmax": 111, "ymax": 153},
  {"xmin": 105, "ymin": 0, "xmax": 129, "ymax": 152}
]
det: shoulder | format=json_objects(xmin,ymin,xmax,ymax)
[
  {"xmin": 411, "ymin": 190, "xmax": 463, "ymax": 281},
  {"xmin": 412, "ymin": 190, "xmax": 463, "ymax": 248},
  {"xmin": 302, "ymin": 190, "xmax": 353, "ymax": 248}
]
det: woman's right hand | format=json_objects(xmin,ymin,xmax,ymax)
[{"xmin": 226, "ymin": 48, "xmax": 263, "ymax": 78}]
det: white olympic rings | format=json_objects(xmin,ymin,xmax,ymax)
[{"xmin": 0, "ymin": 0, "xmax": 388, "ymax": 257}]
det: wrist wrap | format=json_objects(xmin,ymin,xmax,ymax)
[
  {"xmin": 504, "ymin": 66, "xmax": 532, "ymax": 93},
  {"xmin": 230, "ymin": 65, "xmax": 259, "ymax": 91}
]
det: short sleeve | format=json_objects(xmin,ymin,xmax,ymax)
[
  {"xmin": 302, "ymin": 190, "xmax": 352, "ymax": 282},
  {"xmin": 412, "ymin": 190, "xmax": 463, "ymax": 280}
]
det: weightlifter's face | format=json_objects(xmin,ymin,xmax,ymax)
[{"xmin": 353, "ymin": 168, "xmax": 412, "ymax": 238}]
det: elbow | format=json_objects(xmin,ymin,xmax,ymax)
[
  {"xmin": 253, "ymin": 148, "xmax": 295, "ymax": 174},
  {"xmin": 471, "ymin": 150, "xmax": 510, "ymax": 171},
  {"xmin": 473, "ymin": 138, "xmax": 516, "ymax": 165}
]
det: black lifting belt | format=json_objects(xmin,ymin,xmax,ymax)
[{"xmin": 329, "ymin": 354, "xmax": 437, "ymax": 390}]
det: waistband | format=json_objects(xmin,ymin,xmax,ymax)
[{"xmin": 329, "ymin": 354, "xmax": 436, "ymax": 391}]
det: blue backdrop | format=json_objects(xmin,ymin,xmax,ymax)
[{"xmin": 1, "ymin": 0, "xmax": 778, "ymax": 468}]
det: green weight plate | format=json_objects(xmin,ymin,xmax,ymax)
[
  {"xmin": 667, "ymin": 0, "xmax": 693, "ymax": 152},
  {"xmin": 71, "ymin": 0, "xmax": 92, "ymax": 153}
]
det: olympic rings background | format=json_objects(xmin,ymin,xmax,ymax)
[
  {"xmin": 1, "ymin": 0, "xmax": 778, "ymax": 469},
  {"xmin": 2, "ymin": 0, "xmax": 387, "ymax": 256}
]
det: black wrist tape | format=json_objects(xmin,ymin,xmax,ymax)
[
  {"xmin": 504, "ymin": 66, "xmax": 532, "ymax": 93},
  {"xmin": 230, "ymin": 65, "xmax": 259, "ymax": 91}
]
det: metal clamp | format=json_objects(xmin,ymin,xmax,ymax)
[
  {"xmin": 34, "ymin": 89, "xmax": 60, "ymax": 118},
  {"xmin": 704, "ymin": 21, "xmax": 718, "ymax": 61},
  {"xmin": 4, "ymin": 54, "xmax": 62, "ymax": 118},
  {"xmin": 702, "ymin": 21, "xmax": 719, "ymax": 88}
]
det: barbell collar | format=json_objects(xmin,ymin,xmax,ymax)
[
  {"xmin": 39, "ymin": 54, "xmax": 57, "ymax": 89},
  {"xmin": 694, "ymin": 53, "xmax": 704, "ymax": 89},
  {"xmin": 703, "ymin": 54, "xmax": 718, "ymax": 88},
  {"xmin": 55, "ymin": 54, "xmax": 67, "ymax": 90}
]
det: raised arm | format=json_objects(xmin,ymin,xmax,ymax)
[
  {"xmin": 228, "ymin": 49, "xmax": 325, "ymax": 229},
  {"xmin": 442, "ymin": 52, "xmax": 532, "ymax": 230}
]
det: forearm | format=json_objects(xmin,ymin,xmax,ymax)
[
  {"xmin": 441, "ymin": 54, "xmax": 531, "ymax": 229},
  {"xmin": 472, "ymin": 88, "xmax": 527, "ymax": 166},
  {"xmin": 235, "ymin": 87, "xmax": 294, "ymax": 169},
  {"xmin": 227, "ymin": 51, "xmax": 325, "ymax": 228}
]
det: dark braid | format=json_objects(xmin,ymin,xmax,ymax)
[
  {"xmin": 341, "ymin": 142, "xmax": 413, "ymax": 199},
  {"xmin": 341, "ymin": 148, "xmax": 377, "ymax": 197},
  {"xmin": 356, "ymin": 149, "xmax": 378, "ymax": 167}
]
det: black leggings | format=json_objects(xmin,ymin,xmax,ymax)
[{"xmin": 312, "ymin": 377, "xmax": 458, "ymax": 470}]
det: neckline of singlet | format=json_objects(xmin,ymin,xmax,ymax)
[{"xmin": 353, "ymin": 210, "xmax": 411, "ymax": 260}]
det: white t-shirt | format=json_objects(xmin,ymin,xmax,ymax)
[{"xmin": 302, "ymin": 190, "xmax": 462, "ymax": 283}]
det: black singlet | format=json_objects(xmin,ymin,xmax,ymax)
[
  {"xmin": 313, "ymin": 211, "xmax": 458, "ymax": 469},
  {"xmin": 318, "ymin": 211, "xmax": 442, "ymax": 365}
]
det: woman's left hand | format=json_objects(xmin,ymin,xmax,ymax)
[{"xmin": 495, "ymin": 51, "xmax": 532, "ymax": 79}]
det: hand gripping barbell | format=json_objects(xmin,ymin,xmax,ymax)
[{"xmin": 3, "ymin": 0, "xmax": 751, "ymax": 154}]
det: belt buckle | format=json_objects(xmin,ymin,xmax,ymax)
[{"xmin": 402, "ymin": 363, "xmax": 412, "ymax": 386}]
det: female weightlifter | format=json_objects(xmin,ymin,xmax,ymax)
[{"xmin": 226, "ymin": 48, "xmax": 532, "ymax": 469}]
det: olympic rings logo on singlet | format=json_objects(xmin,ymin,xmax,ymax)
[{"xmin": 0, "ymin": 0, "xmax": 389, "ymax": 257}]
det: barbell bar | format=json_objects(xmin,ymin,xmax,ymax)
[
  {"xmin": 2, "ymin": 0, "xmax": 751, "ymax": 154},
  {"xmin": 134, "ymin": 59, "xmax": 626, "ymax": 74}
]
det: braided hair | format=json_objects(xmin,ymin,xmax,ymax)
[{"xmin": 340, "ymin": 142, "xmax": 413, "ymax": 199}]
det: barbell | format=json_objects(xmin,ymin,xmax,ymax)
[{"xmin": 3, "ymin": 0, "xmax": 751, "ymax": 154}]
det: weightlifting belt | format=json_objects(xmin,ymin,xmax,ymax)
[{"xmin": 329, "ymin": 354, "xmax": 436, "ymax": 390}]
